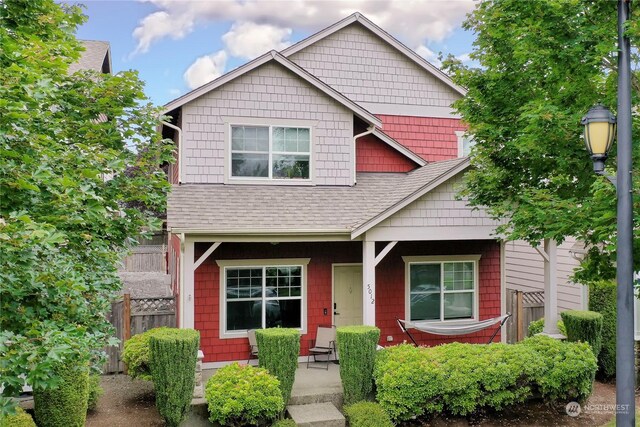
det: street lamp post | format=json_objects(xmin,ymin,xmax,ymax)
[{"xmin": 581, "ymin": 1, "xmax": 635, "ymax": 425}]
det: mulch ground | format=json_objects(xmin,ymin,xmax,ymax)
[{"xmin": 85, "ymin": 375, "xmax": 635, "ymax": 426}]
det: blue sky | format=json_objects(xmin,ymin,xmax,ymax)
[{"xmin": 72, "ymin": 1, "xmax": 476, "ymax": 107}]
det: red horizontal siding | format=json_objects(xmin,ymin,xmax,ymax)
[
  {"xmin": 377, "ymin": 115, "xmax": 466, "ymax": 162},
  {"xmin": 356, "ymin": 134, "xmax": 417, "ymax": 172}
]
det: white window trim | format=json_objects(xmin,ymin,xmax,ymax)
[
  {"xmin": 217, "ymin": 258, "xmax": 310, "ymax": 339},
  {"xmin": 403, "ymin": 255, "xmax": 481, "ymax": 324},
  {"xmin": 227, "ymin": 122, "xmax": 314, "ymax": 184}
]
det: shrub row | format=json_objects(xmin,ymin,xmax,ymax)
[
  {"xmin": 336, "ymin": 325, "xmax": 380, "ymax": 405},
  {"xmin": 205, "ymin": 363, "xmax": 284, "ymax": 426},
  {"xmin": 256, "ymin": 328, "xmax": 300, "ymax": 405},
  {"xmin": 374, "ymin": 336, "xmax": 597, "ymax": 422},
  {"xmin": 561, "ymin": 310, "xmax": 603, "ymax": 359},
  {"xmin": 527, "ymin": 318, "xmax": 566, "ymax": 337},
  {"xmin": 344, "ymin": 401, "xmax": 393, "ymax": 427},
  {"xmin": 589, "ymin": 280, "xmax": 617, "ymax": 377},
  {"xmin": 150, "ymin": 328, "xmax": 200, "ymax": 427},
  {"xmin": 87, "ymin": 374, "xmax": 103, "ymax": 412},
  {"xmin": 0, "ymin": 407, "xmax": 36, "ymax": 427}
]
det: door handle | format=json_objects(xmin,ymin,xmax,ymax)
[{"xmin": 334, "ymin": 312, "xmax": 340, "ymax": 315}]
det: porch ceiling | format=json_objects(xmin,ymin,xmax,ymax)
[{"xmin": 167, "ymin": 158, "xmax": 468, "ymax": 235}]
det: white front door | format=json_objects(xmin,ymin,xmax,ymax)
[{"xmin": 333, "ymin": 265, "xmax": 363, "ymax": 327}]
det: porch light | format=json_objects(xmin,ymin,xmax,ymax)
[{"xmin": 581, "ymin": 104, "xmax": 616, "ymax": 174}]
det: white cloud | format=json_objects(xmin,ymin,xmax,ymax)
[
  {"xmin": 456, "ymin": 52, "xmax": 471, "ymax": 63},
  {"xmin": 416, "ymin": 45, "xmax": 441, "ymax": 68},
  {"xmin": 132, "ymin": 0, "xmax": 475, "ymax": 55},
  {"xmin": 168, "ymin": 88, "xmax": 182, "ymax": 97},
  {"xmin": 222, "ymin": 22, "xmax": 292, "ymax": 59},
  {"xmin": 183, "ymin": 50, "xmax": 228, "ymax": 90}
]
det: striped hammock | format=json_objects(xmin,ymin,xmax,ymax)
[{"xmin": 397, "ymin": 313, "xmax": 512, "ymax": 344}]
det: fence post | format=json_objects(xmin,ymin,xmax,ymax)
[
  {"xmin": 122, "ymin": 293, "xmax": 131, "ymax": 374},
  {"xmin": 516, "ymin": 290, "xmax": 524, "ymax": 341}
]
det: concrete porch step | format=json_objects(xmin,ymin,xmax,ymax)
[{"xmin": 287, "ymin": 402, "xmax": 345, "ymax": 427}]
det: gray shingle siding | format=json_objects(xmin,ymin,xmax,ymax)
[
  {"xmin": 288, "ymin": 23, "xmax": 459, "ymax": 108},
  {"xmin": 181, "ymin": 62, "xmax": 354, "ymax": 185}
]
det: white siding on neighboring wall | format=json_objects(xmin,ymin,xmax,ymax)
[
  {"xmin": 181, "ymin": 62, "xmax": 354, "ymax": 185},
  {"xmin": 288, "ymin": 23, "xmax": 459, "ymax": 109},
  {"xmin": 505, "ymin": 238, "xmax": 586, "ymax": 312}
]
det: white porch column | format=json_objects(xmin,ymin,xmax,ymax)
[
  {"xmin": 183, "ymin": 237, "xmax": 195, "ymax": 329},
  {"xmin": 362, "ymin": 238, "xmax": 376, "ymax": 326},
  {"xmin": 541, "ymin": 238, "xmax": 561, "ymax": 336}
]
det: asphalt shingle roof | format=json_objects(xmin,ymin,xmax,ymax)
[
  {"xmin": 167, "ymin": 158, "xmax": 468, "ymax": 233},
  {"xmin": 68, "ymin": 40, "xmax": 110, "ymax": 74}
]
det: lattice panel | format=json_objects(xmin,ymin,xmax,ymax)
[
  {"xmin": 522, "ymin": 291, "xmax": 544, "ymax": 307},
  {"xmin": 130, "ymin": 297, "xmax": 175, "ymax": 315}
]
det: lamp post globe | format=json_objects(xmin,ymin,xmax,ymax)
[{"xmin": 581, "ymin": 104, "xmax": 616, "ymax": 174}]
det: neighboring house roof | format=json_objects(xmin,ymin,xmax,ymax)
[
  {"xmin": 281, "ymin": 12, "xmax": 467, "ymax": 97},
  {"xmin": 167, "ymin": 157, "xmax": 469, "ymax": 237},
  {"xmin": 68, "ymin": 40, "xmax": 111, "ymax": 74},
  {"xmin": 162, "ymin": 50, "xmax": 382, "ymax": 128}
]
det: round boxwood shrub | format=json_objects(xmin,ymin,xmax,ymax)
[
  {"xmin": 205, "ymin": 363, "xmax": 284, "ymax": 426},
  {"xmin": 149, "ymin": 328, "xmax": 200, "ymax": 427},
  {"xmin": 344, "ymin": 401, "xmax": 393, "ymax": 427},
  {"xmin": 33, "ymin": 361, "xmax": 89, "ymax": 427},
  {"xmin": 527, "ymin": 318, "xmax": 566, "ymax": 337},
  {"xmin": 0, "ymin": 407, "xmax": 36, "ymax": 427},
  {"xmin": 256, "ymin": 328, "xmax": 300, "ymax": 405},
  {"xmin": 336, "ymin": 325, "xmax": 380, "ymax": 406},
  {"xmin": 122, "ymin": 326, "xmax": 172, "ymax": 381},
  {"xmin": 560, "ymin": 310, "xmax": 603, "ymax": 359},
  {"xmin": 589, "ymin": 280, "xmax": 616, "ymax": 377},
  {"xmin": 87, "ymin": 374, "xmax": 103, "ymax": 411}
]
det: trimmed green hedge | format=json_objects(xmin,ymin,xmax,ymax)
[
  {"xmin": 122, "ymin": 326, "xmax": 172, "ymax": 381},
  {"xmin": 33, "ymin": 362, "xmax": 89, "ymax": 427},
  {"xmin": 374, "ymin": 336, "xmax": 596, "ymax": 422},
  {"xmin": 0, "ymin": 407, "xmax": 36, "ymax": 427},
  {"xmin": 344, "ymin": 401, "xmax": 393, "ymax": 427},
  {"xmin": 561, "ymin": 310, "xmax": 603, "ymax": 359},
  {"xmin": 149, "ymin": 328, "xmax": 200, "ymax": 427},
  {"xmin": 589, "ymin": 280, "xmax": 616, "ymax": 377},
  {"xmin": 87, "ymin": 374, "xmax": 103, "ymax": 411},
  {"xmin": 256, "ymin": 328, "xmax": 300, "ymax": 405},
  {"xmin": 271, "ymin": 419, "xmax": 296, "ymax": 427},
  {"xmin": 336, "ymin": 325, "xmax": 380, "ymax": 406},
  {"xmin": 205, "ymin": 363, "xmax": 284, "ymax": 426},
  {"xmin": 527, "ymin": 318, "xmax": 566, "ymax": 337}
]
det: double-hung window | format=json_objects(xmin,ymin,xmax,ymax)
[
  {"xmin": 223, "ymin": 264, "xmax": 304, "ymax": 334},
  {"xmin": 230, "ymin": 125, "xmax": 311, "ymax": 180},
  {"xmin": 405, "ymin": 256, "xmax": 479, "ymax": 322}
]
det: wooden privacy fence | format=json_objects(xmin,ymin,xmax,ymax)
[
  {"xmin": 120, "ymin": 244, "xmax": 166, "ymax": 272},
  {"xmin": 103, "ymin": 294, "xmax": 176, "ymax": 374},
  {"xmin": 505, "ymin": 290, "xmax": 545, "ymax": 343}
]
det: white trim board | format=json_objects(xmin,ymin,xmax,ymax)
[
  {"xmin": 358, "ymin": 103, "xmax": 461, "ymax": 119},
  {"xmin": 162, "ymin": 51, "xmax": 381, "ymax": 128},
  {"xmin": 281, "ymin": 12, "xmax": 466, "ymax": 97}
]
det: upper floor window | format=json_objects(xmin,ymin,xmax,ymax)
[
  {"xmin": 231, "ymin": 125, "xmax": 311, "ymax": 180},
  {"xmin": 455, "ymin": 131, "xmax": 476, "ymax": 157}
]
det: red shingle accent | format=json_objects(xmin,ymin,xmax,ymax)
[
  {"xmin": 377, "ymin": 115, "xmax": 466, "ymax": 162},
  {"xmin": 356, "ymin": 134, "xmax": 418, "ymax": 172}
]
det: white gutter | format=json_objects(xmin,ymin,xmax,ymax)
[
  {"xmin": 162, "ymin": 121, "xmax": 183, "ymax": 184},
  {"xmin": 352, "ymin": 126, "xmax": 374, "ymax": 185}
]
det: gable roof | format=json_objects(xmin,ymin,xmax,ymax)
[
  {"xmin": 69, "ymin": 40, "xmax": 111, "ymax": 74},
  {"xmin": 281, "ymin": 13, "xmax": 467, "ymax": 97},
  {"xmin": 167, "ymin": 157, "xmax": 469, "ymax": 238},
  {"xmin": 162, "ymin": 50, "xmax": 382, "ymax": 128}
]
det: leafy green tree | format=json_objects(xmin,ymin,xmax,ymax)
[
  {"xmin": 0, "ymin": 0, "xmax": 173, "ymax": 414},
  {"xmin": 443, "ymin": 0, "xmax": 640, "ymax": 281}
]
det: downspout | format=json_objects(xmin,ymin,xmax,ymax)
[
  {"xmin": 353, "ymin": 126, "xmax": 374, "ymax": 185},
  {"xmin": 162, "ymin": 121, "xmax": 183, "ymax": 184}
]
